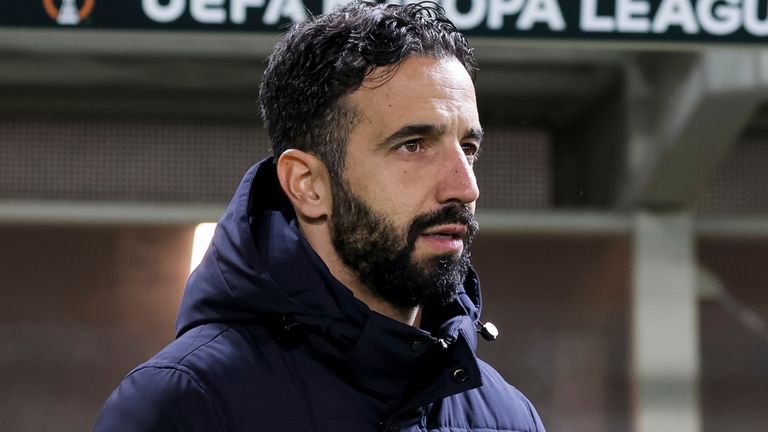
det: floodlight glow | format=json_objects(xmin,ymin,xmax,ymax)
[{"xmin": 190, "ymin": 223, "xmax": 217, "ymax": 274}]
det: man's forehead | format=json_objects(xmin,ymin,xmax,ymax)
[
  {"xmin": 358, "ymin": 56, "xmax": 474, "ymax": 92},
  {"xmin": 347, "ymin": 57, "xmax": 478, "ymax": 128}
]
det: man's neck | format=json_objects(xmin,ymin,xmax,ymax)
[{"xmin": 348, "ymin": 283, "xmax": 422, "ymax": 327}]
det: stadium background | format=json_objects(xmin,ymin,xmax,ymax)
[{"xmin": 2, "ymin": 1, "xmax": 768, "ymax": 431}]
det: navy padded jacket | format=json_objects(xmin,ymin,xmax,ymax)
[{"xmin": 95, "ymin": 158, "xmax": 546, "ymax": 432}]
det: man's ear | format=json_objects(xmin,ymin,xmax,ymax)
[{"xmin": 276, "ymin": 149, "xmax": 332, "ymax": 220}]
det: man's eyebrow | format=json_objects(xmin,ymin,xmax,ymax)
[
  {"xmin": 376, "ymin": 123, "xmax": 447, "ymax": 149},
  {"xmin": 465, "ymin": 127, "xmax": 484, "ymax": 143},
  {"xmin": 376, "ymin": 124, "xmax": 485, "ymax": 149}
]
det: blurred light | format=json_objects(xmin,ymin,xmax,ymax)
[{"xmin": 190, "ymin": 223, "xmax": 217, "ymax": 274}]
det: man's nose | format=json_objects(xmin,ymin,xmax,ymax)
[{"xmin": 435, "ymin": 143, "xmax": 480, "ymax": 205}]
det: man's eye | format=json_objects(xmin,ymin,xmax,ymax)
[
  {"xmin": 399, "ymin": 139, "xmax": 423, "ymax": 153},
  {"xmin": 461, "ymin": 143, "xmax": 479, "ymax": 158}
]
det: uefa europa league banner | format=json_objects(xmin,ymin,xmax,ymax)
[{"xmin": 4, "ymin": 0, "xmax": 768, "ymax": 43}]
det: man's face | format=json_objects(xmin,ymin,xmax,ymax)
[{"xmin": 330, "ymin": 56, "xmax": 482, "ymax": 308}]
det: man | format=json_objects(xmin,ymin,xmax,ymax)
[{"xmin": 95, "ymin": 2, "xmax": 545, "ymax": 431}]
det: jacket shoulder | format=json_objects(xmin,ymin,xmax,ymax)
[
  {"xmin": 94, "ymin": 362, "xmax": 226, "ymax": 431},
  {"xmin": 94, "ymin": 324, "xmax": 236, "ymax": 431},
  {"xmin": 432, "ymin": 359, "xmax": 545, "ymax": 432}
]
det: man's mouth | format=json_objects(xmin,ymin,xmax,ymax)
[
  {"xmin": 420, "ymin": 224, "xmax": 468, "ymax": 240},
  {"xmin": 417, "ymin": 224, "xmax": 468, "ymax": 253}
]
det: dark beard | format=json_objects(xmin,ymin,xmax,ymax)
[{"xmin": 330, "ymin": 178, "xmax": 478, "ymax": 308}]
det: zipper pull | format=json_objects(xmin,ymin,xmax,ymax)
[{"xmin": 477, "ymin": 321, "xmax": 499, "ymax": 341}]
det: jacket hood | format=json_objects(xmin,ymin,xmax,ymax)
[{"xmin": 178, "ymin": 157, "xmax": 362, "ymax": 340}]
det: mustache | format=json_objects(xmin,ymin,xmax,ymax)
[{"xmin": 406, "ymin": 203, "xmax": 479, "ymax": 247}]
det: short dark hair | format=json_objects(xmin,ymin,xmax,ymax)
[{"xmin": 258, "ymin": 1, "xmax": 477, "ymax": 181}]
